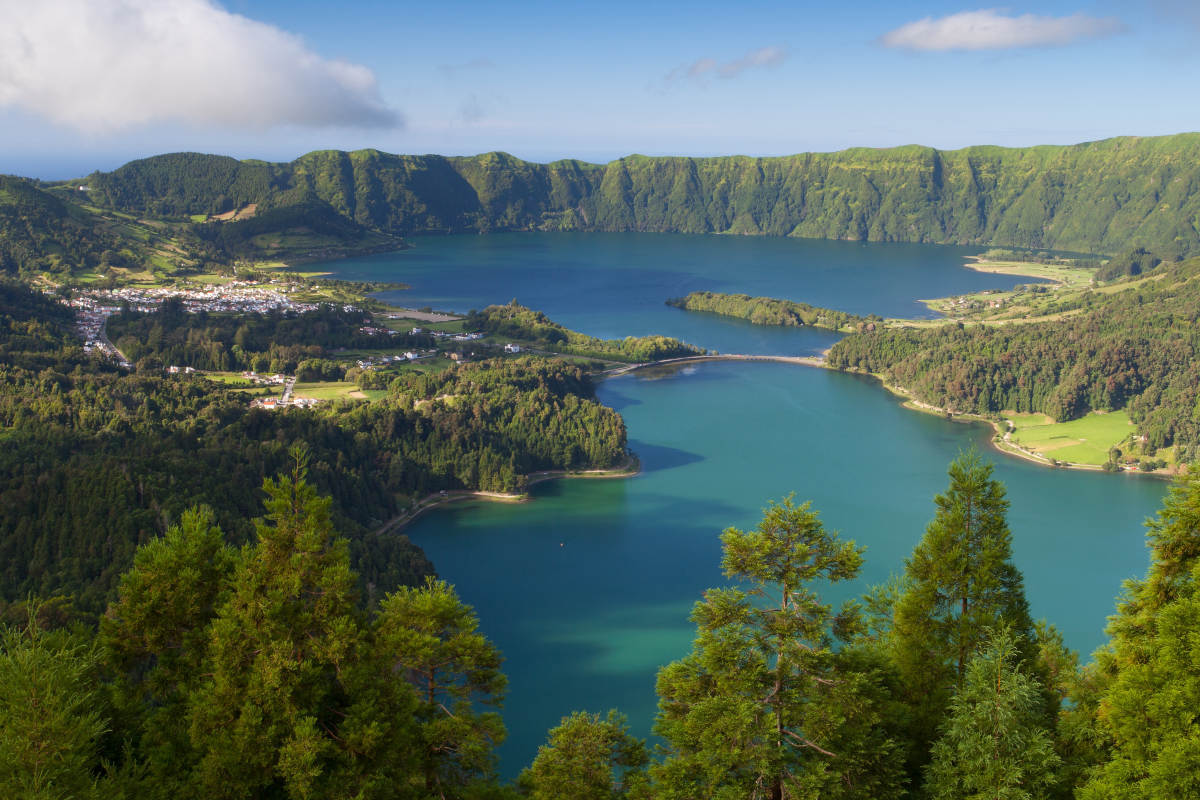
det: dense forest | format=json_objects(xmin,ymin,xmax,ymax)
[
  {"xmin": 5, "ymin": 449, "xmax": 1197, "ymax": 799},
  {"xmin": 467, "ymin": 302, "xmax": 705, "ymax": 362},
  {"xmin": 85, "ymin": 134, "xmax": 1200, "ymax": 257},
  {"xmin": 0, "ymin": 282, "xmax": 626, "ymax": 611},
  {"xmin": 667, "ymin": 291, "xmax": 882, "ymax": 332},
  {"xmin": 827, "ymin": 256, "xmax": 1200, "ymax": 462}
]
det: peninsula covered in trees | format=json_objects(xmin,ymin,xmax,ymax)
[
  {"xmin": 468, "ymin": 302, "xmax": 705, "ymax": 362},
  {"xmin": 667, "ymin": 291, "xmax": 881, "ymax": 332},
  {"xmin": 0, "ymin": 281, "xmax": 629, "ymax": 611}
]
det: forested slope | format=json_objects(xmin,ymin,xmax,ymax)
[
  {"xmin": 827, "ymin": 256, "xmax": 1200, "ymax": 461},
  {"xmin": 0, "ymin": 283, "xmax": 626, "ymax": 610},
  {"xmin": 0, "ymin": 176, "xmax": 124, "ymax": 276},
  {"xmin": 87, "ymin": 133, "xmax": 1200, "ymax": 256}
]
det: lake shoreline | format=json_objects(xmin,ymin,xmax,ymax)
[
  {"xmin": 847, "ymin": 369, "xmax": 1175, "ymax": 480},
  {"xmin": 607, "ymin": 353, "xmax": 1172, "ymax": 480},
  {"xmin": 375, "ymin": 455, "xmax": 642, "ymax": 536},
  {"xmin": 960, "ymin": 255, "xmax": 1094, "ymax": 286}
]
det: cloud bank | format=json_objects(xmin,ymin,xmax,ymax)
[
  {"xmin": 667, "ymin": 46, "xmax": 788, "ymax": 84},
  {"xmin": 0, "ymin": 0, "xmax": 399, "ymax": 133},
  {"xmin": 881, "ymin": 9, "xmax": 1123, "ymax": 52}
]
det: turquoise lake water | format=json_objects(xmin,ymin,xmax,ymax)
[{"xmin": 311, "ymin": 233, "xmax": 1168, "ymax": 774}]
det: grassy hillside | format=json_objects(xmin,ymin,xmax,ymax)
[
  {"xmin": 85, "ymin": 133, "xmax": 1200, "ymax": 256},
  {"xmin": 0, "ymin": 176, "xmax": 127, "ymax": 277}
]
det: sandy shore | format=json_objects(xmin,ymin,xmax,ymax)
[{"xmin": 374, "ymin": 456, "xmax": 640, "ymax": 535}]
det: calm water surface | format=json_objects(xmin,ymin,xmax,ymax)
[
  {"xmin": 311, "ymin": 234, "xmax": 1167, "ymax": 774},
  {"xmin": 319, "ymin": 232, "xmax": 1048, "ymax": 356}
]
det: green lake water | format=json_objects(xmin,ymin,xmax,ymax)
[{"xmin": 310, "ymin": 233, "xmax": 1169, "ymax": 774}]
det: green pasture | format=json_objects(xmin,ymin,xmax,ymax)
[
  {"xmin": 291, "ymin": 381, "xmax": 367, "ymax": 401},
  {"xmin": 1006, "ymin": 410, "xmax": 1136, "ymax": 465}
]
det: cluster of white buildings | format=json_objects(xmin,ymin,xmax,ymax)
[
  {"xmin": 239, "ymin": 371, "xmax": 287, "ymax": 385},
  {"xmin": 251, "ymin": 396, "xmax": 321, "ymax": 410},
  {"xmin": 409, "ymin": 326, "xmax": 485, "ymax": 343},
  {"xmin": 359, "ymin": 325, "xmax": 398, "ymax": 337},
  {"xmin": 355, "ymin": 351, "xmax": 431, "ymax": 370},
  {"xmin": 68, "ymin": 284, "xmax": 326, "ymax": 316}
]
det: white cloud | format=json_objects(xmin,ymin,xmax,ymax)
[
  {"xmin": 880, "ymin": 9, "xmax": 1124, "ymax": 52},
  {"xmin": 666, "ymin": 46, "xmax": 788, "ymax": 84},
  {"xmin": 0, "ymin": 0, "xmax": 399, "ymax": 133}
]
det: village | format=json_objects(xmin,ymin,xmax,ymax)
[
  {"xmin": 52, "ymin": 283, "xmax": 533, "ymax": 412},
  {"xmin": 64, "ymin": 281, "xmax": 339, "ymax": 368}
]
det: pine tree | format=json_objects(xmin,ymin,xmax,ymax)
[
  {"xmin": 925, "ymin": 626, "xmax": 1060, "ymax": 800},
  {"xmin": 653, "ymin": 496, "xmax": 904, "ymax": 800},
  {"xmin": 1080, "ymin": 474, "xmax": 1200, "ymax": 799},
  {"xmin": 100, "ymin": 505, "xmax": 236, "ymax": 793},
  {"xmin": 188, "ymin": 447, "xmax": 379, "ymax": 798},
  {"xmin": 890, "ymin": 450, "xmax": 1037, "ymax": 772},
  {"xmin": 518, "ymin": 710, "xmax": 649, "ymax": 800},
  {"xmin": 0, "ymin": 609, "xmax": 107, "ymax": 800},
  {"xmin": 374, "ymin": 576, "xmax": 507, "ymax": 798}
]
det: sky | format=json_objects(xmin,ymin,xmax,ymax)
[{"xmin": 1, "ymin": 0, "xmax": 1199, "ymax": 178}]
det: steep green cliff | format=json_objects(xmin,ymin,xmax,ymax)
[{"xmin": 87, "ymin": 133, "xmax": 1200, "ymax": 256}]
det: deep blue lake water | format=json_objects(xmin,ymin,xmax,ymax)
[{"xmin": 310, "ymin": 233, "xmax": 1166, "ymax": 775}]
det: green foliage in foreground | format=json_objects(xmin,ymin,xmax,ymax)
[
  {"xmin": 6, "ymin": 450, "xmax": 1200, "ymax": 799},
  {"xmin": 666, "ymin": 291, "xmax": 881, "ymax": 332},
  {"xmin": 519, "ymin": 711, "xmax": 649, "ymax": 800},
  {"xmin": 654, "ymin": 497, "xmax": 905, "ymax": 800},
  {"xmin": 828, "ymin": 256, "xmax": 1200, "ymax": 462},
  {"xmin": 467, "ymin": 302, "xmax": 705, "ymax": 362},
  {"xmin": 0, "ymin": 616, "xmax": 106, "ymax": 799},
  {"xmin": 1080, "ymin": 475, "xmax": 1200, "ymax": 799},
  {"xmin": 890, "ymin": 450, "xmax": 1040, "ymax": 772},
  {"xmin": 926, "ymin": 627, "xmax": 1061, "ymax": 800},
  {"xmin": 86, "ymin": 133, "xmax": 1200, "ymax": 257}
]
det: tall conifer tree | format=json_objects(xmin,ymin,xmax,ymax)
[
  {"xmin": 1081, "ymin": 474, "xmax": 1200, "ymax": 799},
  {"xmin": 374, "ymin": 577, "xmax": 507, "ymax": 798},
  {"xmin": 890, "ymin": 450, "xmax": 1037, "ymax": 776},
  {"xmin": 925, "ymin": 626, "xmax": 1060, "ymax": 800},
  {"xmin": 653, "ymin": 496, "xmax": 904, "ymax": 800},
  {"xmin": 519, "ymin": 710, "xmax": 649, "ymax": 800},
  {"xmin": 187, "ymin": 447, "xmax": 420, "ymax": 799}
]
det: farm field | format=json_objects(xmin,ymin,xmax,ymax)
[{"xmin": 1005, "ymin": 410, "xmax": 1136, "ymax": 465}]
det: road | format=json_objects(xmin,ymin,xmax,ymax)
[{"xmin": 601, "ymin": 353, "xmax": 826, "ymax": 377}]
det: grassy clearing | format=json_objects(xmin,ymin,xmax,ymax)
[
  {"xmin": 394, "ymin": 357, "xmax": 454, "ymax": 374},
  {"xmin": 965, "ymin": 258, "xmax": 1096, "ymax": 288},
  {"xmin": 1005, "ymin": 409, "xmax": 1136, "ymax": 465},
  {"xmin": 200, "ymin": 372, "xmax": 259, "ymax": 387},
  {"xmin": 291, "ymin": 381, "xmax": 367, "ymax": 401}
]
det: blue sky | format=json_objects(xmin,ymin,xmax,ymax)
[{"xmin": 2, "ymin": 0, "xmax": 1198, "ymax": 177}]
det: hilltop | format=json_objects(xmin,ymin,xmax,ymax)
[{"xmin": 80, "ymin": 133, "xmax": 1200, "ymax": 258}]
